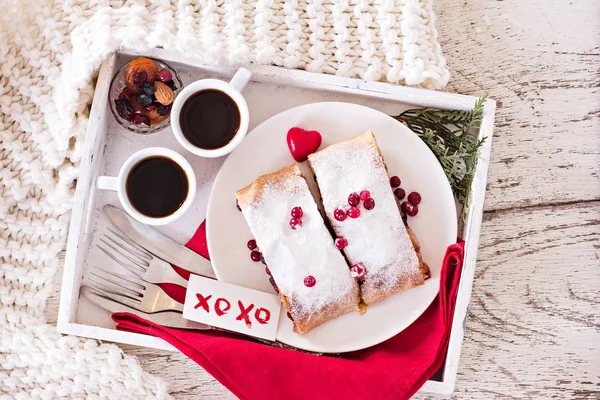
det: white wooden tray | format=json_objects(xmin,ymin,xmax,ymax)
[{"xmin": 57, "ymin": 48, "xmax": 496, "ymax": 396}]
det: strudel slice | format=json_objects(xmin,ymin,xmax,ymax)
[
  {"xmin": 235, "ymin": 164, "xmax": 360, "ymax": 334},
  {"xmin": 308, "ymin": 131, "xmax": 429, "ymax": 305}
]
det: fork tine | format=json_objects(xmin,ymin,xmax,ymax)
[
  {"xmin": 98, "ymin": 237, "xmax": 148, "ymax": 272},
  {"xmin": 84, "ymin": 282, "xmax": 142, "ymax": 309},
  {"xmin": 87, "ymin": 267, "xmax": 146, "ymax": 297},
  {"xmin": 91, "ymin": 265, "xmax": 147, "ymax": 287},
  {"xmin": 107, "ymin": 227, "xmax": 152, "ymax": 261}
]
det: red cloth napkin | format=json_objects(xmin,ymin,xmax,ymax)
[{"xmin": 113, "ymin": 222, "xmax": 465, "ymax": 400}]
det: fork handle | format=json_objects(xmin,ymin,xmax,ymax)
[{"xmin": 163, "ymin": 265, "xmax": 190, "ymax": 287}]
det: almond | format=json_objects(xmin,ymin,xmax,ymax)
[{"xmin": 154, "ymin": 81, "xmax": 174, "ymax": 105}]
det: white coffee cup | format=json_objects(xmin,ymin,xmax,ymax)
[
  {"xmin": 171, "ymin": 68, "xmax": 252, "ymax": 158},
  {"xmin": 96, "ymin": 147, "xmax": 196, "ymax": 226}
]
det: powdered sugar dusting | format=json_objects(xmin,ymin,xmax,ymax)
[
  {"xmin": 236, "ymin": 165, "xmax": 359, "ymax": 332},
  {"xmin": 308, "ymin": 131, "xmax": 422, "ymax": 304}
]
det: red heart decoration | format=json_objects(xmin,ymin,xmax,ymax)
[{"xmin": 286, "ymin": 127, "xmax": 322, "ymax": 162}]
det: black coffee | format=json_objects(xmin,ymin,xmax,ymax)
[
  {"xmin": 126, "ymin": 156, "xmax": 188, "ymax": 218},
  {"xmin": 179, "ymin": 89, "xmax": 240, "ymax": 149}
]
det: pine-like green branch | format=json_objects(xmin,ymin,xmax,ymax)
[{"xmin": 393, "ymin": 95, "xmax": 487, "ymax": 220}]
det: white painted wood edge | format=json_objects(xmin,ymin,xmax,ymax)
[
  {"xmin": 57, "ymin": 55, "xmax": 116, "ymax": 333},
  {"xmin": 61, "ymin": 322, "xmax": 176, "ymax": 351},
  {"xmin": 124, "ymin": 48, "xmax": 479, "ymax": 111}
]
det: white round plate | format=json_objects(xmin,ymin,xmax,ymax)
[{"xmin": 206, "ymin": 102, "xmax": 457, "ymax": 353}]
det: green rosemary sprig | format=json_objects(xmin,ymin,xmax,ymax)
[{"xmin": 393, "ymin": 95, "xmax": 487, "ymax": 220}]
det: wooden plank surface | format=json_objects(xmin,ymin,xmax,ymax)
[{"xmin": 46, "ymin": 0, "xmax": 600, "ymax": 398}]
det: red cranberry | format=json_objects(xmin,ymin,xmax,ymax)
[
  {"xmin": 132, "ymin": 113, "xmax": 150, "ymax": 126},
  {"xmin": 290, "ymin": 218, "xmax": 302, "ymax": 230},
  {"xmin": 133, "ymin": 70, "xmax": 147, "ymax": 86},
  {"xmin": 350, "ymin": 263, "xmax": 366, "ymax": 279},
  {"xmin": 408, "ymin": 192, "xmax": 422, "ymax": 206},
  {"xmin": 334, "ymin": 237, "xmax": 348, "ymax": 250},
  {"xmin": 118, "ymin": 90, "xmax": 132, "ymax": 102},
  {"xmin": 265, "ymin": 266, "xmax": 271, "ymax": 276},
  {"xmin": 291, "ymin": 206, "xmax": 303, "ymax": 218},
  {"xmin": 247, "ymin": 239, "xmax": 257, "ymax": 250},
  {"xmin": 286, "ymin": 312, "xmax": 293, "ymax": 320},
  {"xmin": 236, "ymin": 199, "xmax": 241, "ymax": 211},
  {"xmin": 390, "ymin": 176, "xmax": 401, "ymax": 188},
  {"xmin": 166, "ymin": 80, "xmax": 177, "ymax": 91},
  {"xmin": 144, "ymin": 102, "xmax": 158, "ymax": 111},
  {"xmin": 348, "ymin": 192, "xmax": 360, "ymax": 207},
  {"xmin": 359, "ymin": 190, "xmax": 371, "ymax": 201},
  {"xmin": 334, "ymin": 208, "xmax": 347, "ymax": 221},
  {"xmin": 401, "ymin": 201, "xmax": 418, "ymax": 217},
  {"xmin": 250, "ymin": 250, "xmax": 261, "ymax": 262},
  {"xmin": 158, "ymin": 69, "xmax": 172, "ymax": 83},
  {"xmin": 401, "ymin": 212, "xmax": 408, "ymax": 226},
  {"xmin": 347, "ymin": 207, "xmax": 360, "ymax": 218},
  {"xmin": 269, "ymin": 278, "xmax": 279, "ymax": 294},
  {"xmin": 363, "ymin": 198, "xmax": 375, "ymax": 210},
  {"xmin": 394, "ymin": 188, "xmax": 406, "ymax": 200},
  {"xmin": 304, "ymin": 275, "xmax": 316, "ymax": 287}
]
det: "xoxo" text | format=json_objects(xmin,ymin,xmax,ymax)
[{"xmin": 194, "ymin": 293, "xmax": 271, "ymax": 328}]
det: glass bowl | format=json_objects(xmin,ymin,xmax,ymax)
[{"xmin": 109, "ymin": 57, "xmax": 183, "ymax": 134}]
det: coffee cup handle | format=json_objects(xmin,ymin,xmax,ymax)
[
  {"xmin": 96, "ymin": 176, "xmax": 119, "ymax": 191},
  {"xmin": 229, "ymin": 67, "xmax": 252, "ymax": 92}
]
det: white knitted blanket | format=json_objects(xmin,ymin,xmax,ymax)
[{"xmin": 0, "ymin": 0, "xmax": 448, "ymax": 397}]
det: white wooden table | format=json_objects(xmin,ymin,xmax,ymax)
[{"xmin": 48, "ymin": 0, "xmax": 600, "ymax": 398}]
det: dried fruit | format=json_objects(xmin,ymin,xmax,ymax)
[
  {"xmin": 133, "ymin": 71, "xmax": 147, "ymax": 87},
  {"xmin": 154, "ymin": 81, "xmax": 174, "ymax": 105},
  {"xmin": 114, "ymin": 99, "xmax": 134, "ymax": 122},
  {"xmin": 125, "ymin": 57, "xmax": 159, "ymax": 93},
  {"xmin": 166, "ymin": 80, "xmax": 177, "ymax": 91},
  {"xmin": 142, "ymin": 82, "xmax": 156, "ymax": 96},
  {"xmin": 157, "ymin": 103, "xmax": 172, "ymax": 116},
  {"xmin": 145, "ymin": 102, "xmax": 158, "ymax": 111},
  {"xmin": 136, "ymin": 93, "xmax": 152, "ymax": 107},
  {"xmin": 132, "ymin": 113, "xmax": 150, "ymax": 126},
  {"xmin": 118, "ymin": 89, "xmax": 133, "ymax": 103},
  {"xmin": 158, "ymin": 69, "xmax": 172, "ymax": 83}
]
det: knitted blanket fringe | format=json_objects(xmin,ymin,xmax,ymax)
[{"xmin": 0, "ymin": 0, "xmax": 448, "ymax": 397}]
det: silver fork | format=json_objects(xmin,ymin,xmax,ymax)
[
  {"xmin": 86, "ymin": 266, "xmax": 183, "ymax": 312},
  {"xmin": 96, "ymin": 227, "xmax": 188, "ymax": 287}
]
